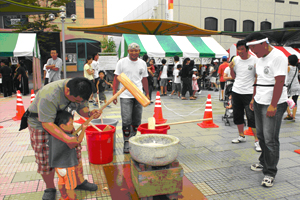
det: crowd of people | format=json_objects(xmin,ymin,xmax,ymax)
[
  {"xmin": 0, "ymin": 59, "xmax": 30, "ymax": 97},
  {"xmin": 2, "ymin": 36, "xmax": 299, "ymax": 200}
]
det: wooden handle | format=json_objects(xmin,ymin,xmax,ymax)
[
  {"xmin": 155, "ymin": 118, "xmax": 213, "ymax": 127},
  {"xmin": 79, "ymin": 116, "xmax": 102, "ymax": 132},
  {"xmin": 99, "ymin": 87, "xmax": 126, "ymax": 112}
]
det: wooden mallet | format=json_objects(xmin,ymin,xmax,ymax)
[
  {"xmin": 147, "ymin": 117, "xmax": 213, "ymax": 129},
  {"xmin": 98, "ymin": 72, "xmax": 151, "ymax": 110}
]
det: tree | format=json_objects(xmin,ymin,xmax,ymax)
[
  {"xmin": 13, "ymin": 0, "xmax": 70, "ymax": 65},
  {"xmin": 101, "ymin": 37, "xmax": 117, "ymax": 53}
]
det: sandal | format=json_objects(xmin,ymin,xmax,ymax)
[
  {"xmin": 75, "ymin": 180, "xmax": 98, "ymax": 191},
  {"xmin": 42, "ymin": 188, "xmax": 56, "ymax": 200},
  {"xmin": 284, "ymin": 115, "xmax": 293, "ymax": 120},
  {"xmin": 190, "ymin": 97, "xmax": 196, "ymax": 100},
  {"xmin": 181, "ymin": 97, "xmax": 187, "ymax": 100},
  {"xmin": 261, "ymin": 176, "xmax": 274, "ymax": 187}
]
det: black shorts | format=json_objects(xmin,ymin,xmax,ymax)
[
  {"xmin": 220, "ymin": 82, "xmax": 225, "ymax": 90},
  {"xmin": 232, "ymin": 92, "xmax": 255, "ymax": 128},
  {"xmin": 291, "ymin": 95, "xmax": 299, "ymax": 106}
]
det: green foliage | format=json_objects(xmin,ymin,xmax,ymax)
[
  {"xmin": 13, "ymin": 0, "xmax": 70, "ymax": 64},
  {"xmin": 101, "ymin": 37, "xmax": 117, "ymax": 53}
]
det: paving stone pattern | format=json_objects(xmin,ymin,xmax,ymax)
[{"xmin": 1, "ymin": 89, "xmax": 300, "ymax": 199}]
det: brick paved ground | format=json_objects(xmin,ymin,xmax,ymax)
[{"xmin": 1, "ymin": 79, "xmax": 300, "ymax": 199}]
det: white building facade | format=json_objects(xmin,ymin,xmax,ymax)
[{"xmin": 124, "ymin": 0, "xmax": 300, "ymax": 50}]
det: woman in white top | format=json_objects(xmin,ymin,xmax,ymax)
[
  {"xmin": 284, "ymin": 55, "xmax": 300, "ymax": 121},
  {"xmin": 84, "ymin": 56, "xmax": 97, "ymax": 103}
]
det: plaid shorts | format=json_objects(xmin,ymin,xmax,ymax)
[{"xmin": 28, "ymin": 125, "xmax": 82, "ymax": 175}]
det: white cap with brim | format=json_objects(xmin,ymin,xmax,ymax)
[{"xmin": 213, "ymin": 59, "xmax": 219, "ymax": 63}]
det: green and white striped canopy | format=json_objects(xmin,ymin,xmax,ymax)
[
  {"xmin": 118, "ymin": 34, "xmax": 228, "ymax": 59},
  {"xmin": 0, "ymin": 33, "xmax": 40, "ymax": 59}
]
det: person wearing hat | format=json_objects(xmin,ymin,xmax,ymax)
[
  {"xmin": 218, "ymin": 56, "xmax": 229, "ymax": 100},
  {"xmin": 0, "ymin": 59, "xmax": 12, "ymax": 97},
  {"xmin": 246, "ymin": 32, "xmax": 288, "ymax": 187},
  {"xmin": 113, "ymin": 42, "xmax": 149, "ymax": 154},
  {"xmin": 210, "ymin": 59, "xmax": 219, "ymax": 91}
]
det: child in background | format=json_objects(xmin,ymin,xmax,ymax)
[
  {"xmin": 169, "ymin": 64, "xmax": 182, "ymax": 98},
  {"xmin": 96, "ymin": 71, "xmax": 113, "ymax": 107},
  {"xmin": 49, "ymin": 111, "xmax": 95, "ymax": 200},
  {"xmin": 192, "ymin": 68, "xmax": 200, "ymax": 97}
]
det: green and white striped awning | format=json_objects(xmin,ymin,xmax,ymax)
[
  {"xmin": 118, "ymin": 34, "xmax": 228, "ymax": 59},
  {"xmin": 0, "ymin": 33, "xmax": 40, "ymax": 59}
]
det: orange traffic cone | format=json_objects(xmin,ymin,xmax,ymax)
[
  {"xmin": 12, "ymin": 90, "xmax": 25, "ymax": 121},
  {"xmin": 244, "ymin": 127, "xmax": 254, "ymax": 136},
  {"xmin": 198, "ymin": 94, "xmax": 218, "ymax": 128},
  {"xmin": 0, "ymin": 126, "xmax": 3, "ymax": 129},
  {"xmin": 153, "ymin": 91, "xmax": 167, "ymax": 124},
  {"xmin": 294, "ymin": 149, "xmax": 300, "ymax": 154},
  {"xmin": 30, "ymin": 89, "xmax": 35, "ymax": 104}
]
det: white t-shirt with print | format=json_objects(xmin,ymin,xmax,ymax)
[
  {"xmin": 114, "ymin": 57, "xmax": 148, "ymax": 98},
  {"xmin": 160, "ymin": 65, "xmax": 168, "ymax": 79},
  {"xmin": 232, "ymin": 55, "xmax": 257, "ymax": 94},
  {"xmin": 254, "ymin": 48, "xmax": 288, "ymax": 105},
  {"xmin": 173, "ymin": 69, "xmax": 181, "ymax": 83}
]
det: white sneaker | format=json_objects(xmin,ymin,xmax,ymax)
[
  {"xmin": 198, "ymin": 90, "xmax": 202, "ymax": 94},
  {"xmin": 255, "ymin": 141, "xmax": 262, "ymax": 152},
  {"xmin": 261, "ymin": 176, "xmax": 274, "ymax": 187},
  {"xmin": 232, "ymin": 136, "xmax": 246, "ymax": 143}
]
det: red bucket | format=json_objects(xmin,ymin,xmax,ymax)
[
  {"xmin": 85, "ymin": 124, "xmax": 115, "ymax": 164},
  {"xmin": 137, "ymin": 123, "xmax": 170, "ymax": 134}
]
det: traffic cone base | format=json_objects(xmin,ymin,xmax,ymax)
[
  {"xmin": 244, "ymin": 127, "xmax": 254, "ymax": 136},
  {"xmin": 12, "ymin": 90, "xmax": 25, "ymax": 121},
  {"xmin": 153, "ymin": 91, "xmax": 167, "ymax": 124},
  {"xmin": 30, "ymin": 89, "xmax": 36, "ymax": 104},
  {"xmin": 198, "ymin": 94, "xmax": 218, "ymax": 128}
]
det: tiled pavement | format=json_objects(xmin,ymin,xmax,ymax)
[{"xmin": 1, "ymin": 89, "xmax": 300, "ymax": 200}]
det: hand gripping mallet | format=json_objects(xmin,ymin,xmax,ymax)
[{"xmin": 147, "ymin": 117, "xmax": 213, "ymax": 129}]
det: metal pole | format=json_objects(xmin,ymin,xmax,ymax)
[{"xmin": 61, "ymin": 18, "xmax": 66, "ymax": 79}]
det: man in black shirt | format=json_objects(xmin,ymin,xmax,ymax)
[{"xmin": 0, "ymin": 60, "xmax": 12, "ymax": 97}]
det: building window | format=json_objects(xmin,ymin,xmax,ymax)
[
  {"xmin": 224, "ymin": 18, "xmax": 236, "ymax": 32},
  {"xmin": 205, "ymin": 17, "xmax": 218, "ymax": 31},
  {"xmin": 66, "ymin": 0, "xmax": 76, "ymax": 18},
  {"xmin": 289, "ymin": 1, "xmax": 298, "ymax": 4},
  {"xmin": 260, "ymin": 21, "xmax": 272, "ymax": 30},
  {"xmin": 85, "ymin": 0, "xmax": 94, "ymax": 19},
  {"xmin": 275, "ymin": 0, "xmax": 285, "ymax": 3},
  {"xmin": 243, "ymin": 20, "xmax": 254, "ymax": 32}
]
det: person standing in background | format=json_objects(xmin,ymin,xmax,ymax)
[
  {"xmin": 46, "ymin": 47, "xmax": 62, "ymax": 83},
  {"xmin": 0, "ymin": 60, "xmax": 12, "ymax": 97}
]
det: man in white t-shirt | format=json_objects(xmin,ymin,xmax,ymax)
[
  {"xmin": 246, "ymin": 32, "xmax": 288, "ymax": 187},
  {"xmin": 43, "ymin": 64, "xmax": 50, "ymax": 86},
  {"xmin": 169, "ymin": 64, "xmax": 182, "ymax": 98},
  {"xmin": 158, "ymin": 59, "xmax": 168, "ymax": 95},
  {"xmin": 92, "ymin": 53, "xmax": 100, "ymax": 83},
  {"xmin": 46, "ymin": 47, "xmax": 62, "ymax": 83},
  {"xmin": 229, "ymin": 40, "xmax": 261, "ymax": 152},
  {"xmin": 112, "ymin": 43, "xmax": 149, "ymax": 154}
]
